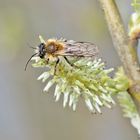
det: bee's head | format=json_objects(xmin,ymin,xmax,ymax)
[{"xmin": 38, "ymin": 43, "xmax": 46, "ymax": 58}]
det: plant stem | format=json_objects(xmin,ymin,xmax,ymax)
[{"xmin": 98, "ymin": 0, "xmax": 140, "ymax": 101}]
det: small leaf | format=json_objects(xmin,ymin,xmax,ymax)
[
  {"xmin": 85, "ymin": 99, "xmax": 95, "ymax": 113},
  {"xmin": 43, "ymin": 80, "xmax": 54, "ymax": 92},
  {"xmin": 63, "ymin": 91, "xmax": 69, "ymax": 108}
]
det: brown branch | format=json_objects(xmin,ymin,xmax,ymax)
[{"xmin": 98, "ymin": 0, "xmax": 140, "ymax": 102}]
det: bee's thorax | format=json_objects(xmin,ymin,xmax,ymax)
[{"xmin": 46, "ymin": 44, "xmax": 57, "ymax": 53}]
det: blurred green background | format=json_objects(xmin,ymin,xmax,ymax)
[{"xmin": 0, "ymin": 0, "xmax": 138, "ymax": 140}]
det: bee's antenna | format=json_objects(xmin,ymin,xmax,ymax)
[
  {"xmin": 27, "ymin": 43, "xmax": 36, "ymax": 50},
  {"xmin": 25, "ymin": 53, "xmax": 38, "ymax": 71},
  {"xmin": 29, "ymin": 46, "xmax": 36, "ymax": 50}
]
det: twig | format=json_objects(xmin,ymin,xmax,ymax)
[{"xmin": 98, "ymin": 0, "xmax": 140, "ymax": 102}]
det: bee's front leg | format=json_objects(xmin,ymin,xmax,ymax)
[
  {"xmin": 46, "ymin": 58, "xmax": 49, "ymax": 64},
  {"xmin": 44, "ymin": 55, "xmax": 49, "ymax": 64},
  {"xmin": 54, "ymin": 57, "xmax": 60, "ymax": 75}
]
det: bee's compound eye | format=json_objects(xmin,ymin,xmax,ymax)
[{"xmin": 38, "ymin": 43, "xmax": 45, "ymax": 49}]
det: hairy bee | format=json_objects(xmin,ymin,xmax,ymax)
[{"xmin": 25, "ymin": 36, "xmax": 99, "ymax": 71}]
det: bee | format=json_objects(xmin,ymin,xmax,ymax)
[{"xmin": 25, "ymin": 35, "xmax": 99, "ymax": 72}]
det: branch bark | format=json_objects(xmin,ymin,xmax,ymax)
[{"xmin": 98, "ymin": 0, "xmax": 140, "ymax": 102}]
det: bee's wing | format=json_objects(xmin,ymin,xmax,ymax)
[{"xmin": 60, "ymin": 40, "xmax": 99, "ymax": 57}]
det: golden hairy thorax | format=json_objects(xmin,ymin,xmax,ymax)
[
  {"xmin": 46, "ymin": 39, "xmax": 64, "ymax": 52},
  {"xmin": 45, "ymin": 39, "xmax": 65, "ymax": 58}
]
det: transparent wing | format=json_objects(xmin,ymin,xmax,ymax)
[{"xmin": 56, "ymin": 40, "xmax": 99, "ymax": 57}]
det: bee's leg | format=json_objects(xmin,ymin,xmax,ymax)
[
  {"xmin": 46, "ymin": 58, "xmax": 49, "ymax": 64},
  {"xmin": 64, "ymin": 56, "xmax": 75, "ymax": 67},
  {"xmin": 54, "ymin": 57, "xmax": 60, "ymax": 75}
]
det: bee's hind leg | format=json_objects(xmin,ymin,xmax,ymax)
[
  {"xmin": 64, "ymin": 56, "xmax": 77, "ymax": 68},
  {"xmin": 54, "ymin": 57, "xmax": 60, "ymax": 75}
]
